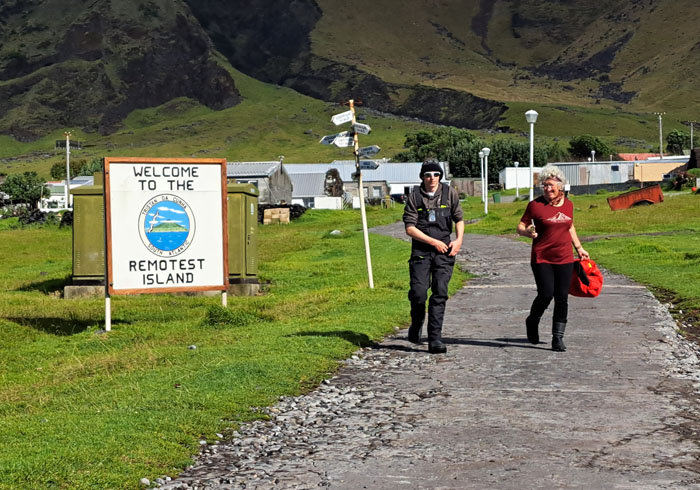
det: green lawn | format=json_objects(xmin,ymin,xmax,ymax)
[
  {"xmin": 463, "ymin": 190, "xmax": 700, "ymax": 313},
  {"xmin": 1, "ymin": 191, "xmax": 699, "ymax": 488},
  {"xmin": 0, "ymin": 206, "xmax": 465, "ymax": 490}
]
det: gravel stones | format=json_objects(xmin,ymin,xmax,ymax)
[{"xmin": 158, "ymin": 349, "xmax": 438, "ymax": 489}]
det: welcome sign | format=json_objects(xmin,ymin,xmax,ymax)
[{"xmin": 104, "ymin": 157, "xmax": 228, "ymax": 295}]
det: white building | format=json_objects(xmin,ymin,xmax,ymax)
[
  {"xmin": 498, "ymin": 166, "xmax": 543, "ymax": 190},
  {"xmin": 40, "ymin": 176, "xmax": 94, "ymax": 210}
]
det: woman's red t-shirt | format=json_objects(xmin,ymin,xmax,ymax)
[{"xmin": 520, "ymin": 196, "xmax": 574, "ymax": 264}]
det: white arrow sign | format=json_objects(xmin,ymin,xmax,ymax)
[
  {"xmin": 352, "ymin": 122, "xmax": 371, "ymax": 135},
  {"xmin": 359, "ymin": 160, "xmax": 380, "ymax": 170},
  {"xmin": 319, "ymin": 131, "xmax": 349, "ymax": 145},
  {"xmin": 358, "ymin": 145, "xmax": 381, "ymax": 157},
  {"xmin": 331, "ymin": 110, "xmax": 354, "ymax": 126},
  {"xmin": 333, "ymin": 136, "xmax": 355, "ymax": 148}
]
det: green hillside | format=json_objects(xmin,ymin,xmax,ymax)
[{"xmin": 1, "ymin": 0, "xmax": 698, "ymax": 177}]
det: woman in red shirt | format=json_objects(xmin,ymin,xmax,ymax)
[{"xmin": 517, "ymin": 165, "xmax": 589, "ymax": 351}]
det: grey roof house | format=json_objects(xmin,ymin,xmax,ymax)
[
  {"xmin": 285, "ymin": 161, "xmax": 449, "ymax": 200},
  {"xmin": 227, "ymin": 161, "xmax": 292, "ymax": 205}
]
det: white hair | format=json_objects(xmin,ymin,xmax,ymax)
[{"xmin": 539, "ymin": 165, "xmax": 567, "ymax": 188}]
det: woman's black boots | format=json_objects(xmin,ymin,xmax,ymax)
[
  {"xmin": 552, "ymin": 322, "xmax": 567, "ymax": 352},
  {"xmin": 526, "ymin": 316, "xmax": 540, "ymax": 344}
]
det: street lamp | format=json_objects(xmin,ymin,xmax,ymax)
[
  {"xmin": 478, "ymin": 150, "xmax": 485, "ymax": 203},
  {"xmin": 525, "ymin": 110, "xmax": 538, "ymax": 201},
  {"xmin": 682, "ymin": 120, "xmax": 696, "ymax": 150},
  {"xmin": 654, "ymin": 112, "xmax": 665, "ymax": 159},
  {"xmin": 514, "ymin": 161, "xmax": 520, "ymax": 199},
  {"xmin": 591, "ymin": 150, "xmax": 596, "ymax": 162},
  {"xmin": 482, "ymin": 147, "xmax": 491, "ymax": 214},
  {"xmin": 63, "ymin": 131, "xmax": 72, "ymax": 209}
]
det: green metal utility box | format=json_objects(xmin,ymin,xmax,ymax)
[
  {"xmin": 227, "ymin": 183, "xmax": 259, "ymax": 285},
  {"xmin": 67, "ymin": 176, "xmax": 259, "ymax": 295},
  {"xmin": 71, "ymin": 173, "xmax": 104, "ymax": 284}
]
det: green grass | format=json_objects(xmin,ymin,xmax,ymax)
[
  {"xmin": 462, "ymin": 190, "xmax": 700, "ymax": 313},
  {"xmin": 0, "ymin": 206, "xmax": 466, "ymax": 489}
]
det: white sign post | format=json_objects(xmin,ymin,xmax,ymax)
[
  {"xmin": 331, "ymin": 110, "xmax": 354, "ymax": 126},
  {"xmin": 358, "ymin": 145, "xmax": 381, "ymax": 157},
  {"xmin": 103, "ymin": 157, "xmax": 229, "ymax": 331},
  {"xmin": 323, "ymin": 101, "xmax": 379, "ymax": 289}
]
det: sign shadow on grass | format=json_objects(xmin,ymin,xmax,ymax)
[
  {"xmin": 4, "ymin": 316, "xmax": 128, "ymax": 336},
  {"xmin": 17, "ymin": 274, "xmax": 72, "ymax": 294}
]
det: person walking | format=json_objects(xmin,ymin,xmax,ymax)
[
  {"xmin": 517, "ymin": 165, "xmax": 589, "ymax": 352},
  {"xmin": 403, "ymin": 160, "xmax": 464, "ymax": 354}
]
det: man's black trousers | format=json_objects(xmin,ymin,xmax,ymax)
[{"xmin": 408, "ymin": 252, "xmax": 455, "ymax": 342}]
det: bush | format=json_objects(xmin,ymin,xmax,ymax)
[{"xmin": 568, "ymin": 135, "xmax": 613, "ymax": 159}]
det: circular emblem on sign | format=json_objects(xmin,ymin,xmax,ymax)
[{"xmin": 138, "ymin": 194, "xmax": 195, "ymax": 257}]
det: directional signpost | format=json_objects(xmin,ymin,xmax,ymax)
[
  {"xmin": 331, "ymin": 110, "xmax": 354, "ymax": 126},
  {"xmin": 358, "ymin": 145, "xmax": 381, "ymax": 157},
  {"xmin": 352, "ymin": 122, "xmax": 371, "ymax": 135},
  {"xmin": 333, "ymin": 136, "xmax": 355, "ymax": 148},
  {"xmin": 321, "ymin": 100, "xmax": 382, "ymax": 289}
]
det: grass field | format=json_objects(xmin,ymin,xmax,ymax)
[
  {"xmin": 1, "ymin": 190, "xmax": 699, "ymax": 488},
  {"xmin": 464, "ymin": 190, "xmax": 700, "ymax": 315},
  {"xmin": 0, "ymin": 206, "xmax": 467, "ymax": 489}
]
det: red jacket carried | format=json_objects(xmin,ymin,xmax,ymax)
[{"xmin": 569, "ymin": 259, "xmax": 604, "ymax": 298}]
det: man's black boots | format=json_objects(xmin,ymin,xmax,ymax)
[
  {"xmin": 427, "ymin": 324, "xmax": 447, "ymax": 354},
  {"xmin": 408, "ymin": 306, "xmax": 425, "ymax": 344},
  {"xmin": 428, "ymin": 340, "xmax": 447, "ymax": 354},
  {"xmin": 526, "ymin": 315, "xmax": 540, "ymax": 344},
  {"xmin": 552, "ymin": 321, "xmax": 567, "ymax": 352}
]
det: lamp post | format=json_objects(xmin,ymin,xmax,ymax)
[
  {"xmin": 482, "ymin": 147, "xmax": 490, "ymax": 214},
  {"xmin": 63, "ymin": 131, "xmax": 71, "ymax": 209},
  {"xmin": 514, "ymin": 161, "xmax": 520, "ymax": 198},
  {"xmin": 591, "ymin": 150, "xmax": 596, "ymax": 162},
  {"xmin": 654, "ymin": 112, "xmax": 665, "ymax": 159},
  {"xmin": 478, "ymin": 150, "xmax": 485, "ymax": 203},
  {"xmin": 525, "ymin": 110, "xmax": 538, "ymax": 201},
  {"xmin": 682, "ymin": 120, "xmax": 696, "ymax": 150}
]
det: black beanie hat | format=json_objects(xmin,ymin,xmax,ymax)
[{"xmin": 420, "ymin": 160, "xmax": 443, "ymax": 179}]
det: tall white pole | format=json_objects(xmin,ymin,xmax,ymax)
[
  {"xmin": 514, "ymin": 162, "xmax": 520, "ymax": 198},
  {"xmin": 64, "ymin": 131, "xmax": 71, "ymax": 209},
  {"xmin": 478, "ymin": 151, "xmax": 484, "ymax": 203},
  {"xmin": 654, "ymin": 112, "xmax": 665, "ymax": 159},
  {"xmin": 659, "ymin": 114, "xmax": 663, "ymax": 159},
  {"xmin": 350, "ymin": 99, "xmax": 374, "ymax": 289},
  {"xmin": 529, "ymin": 122, "xmax": 535, "ymax": 201},
  {"xmin": 483, "ymin": 153, "xmax": 489, "ymax": 215}
]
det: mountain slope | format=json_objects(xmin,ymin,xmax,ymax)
[
  {"xmin": 0, "ymin": 0, "xmax": 240, "ymax": 141},
  {"xmin": 0, "ymin": 0, "xmax": 698, "ymax": 145}
]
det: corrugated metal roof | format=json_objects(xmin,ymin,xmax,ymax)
[
  {"xmin": 227, "ymin": 161, "xmax": 281, "ymax": 177},
  {"xmin": 290, "ymin": 172, "xmax": 327, "ymax": 198},
  {"xmin": 284, "ymin": 161, "xmax": 434, "ymax": 184}
]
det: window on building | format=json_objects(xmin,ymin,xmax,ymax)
[{"xmin": 372, "ymin": 186, "xmax": 382, "ymax": 198}]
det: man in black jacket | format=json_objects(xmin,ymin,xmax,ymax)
[{"xmin": 402, "ymin": 160, "xmax": 464, "ymax": 353}]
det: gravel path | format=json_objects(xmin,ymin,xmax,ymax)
[{"xmin": 156, "ymin": 225, "xmax": 700, "ymax": 489}]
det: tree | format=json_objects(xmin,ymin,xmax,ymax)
[
  {"xmin": 568, "ymin": 135, "xmax": 613, "ymax": 159},
  {"xmin": 0, "ymin": 172, "xmax": 48, "ymax": 209},
  {"xmin": 50, "ymin": 158, "xmax": 103, "ymax": 181},
  {"xmin": 666, "ymin": 129, "xmax": 690, "ymax": 155},
  {"xmin": 394, "ymin": 127, "xmax": 483, "ymax": 177},
  {"xmin": 394, "ymin": 127, "xmax": 567, "ymax": 179}
]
